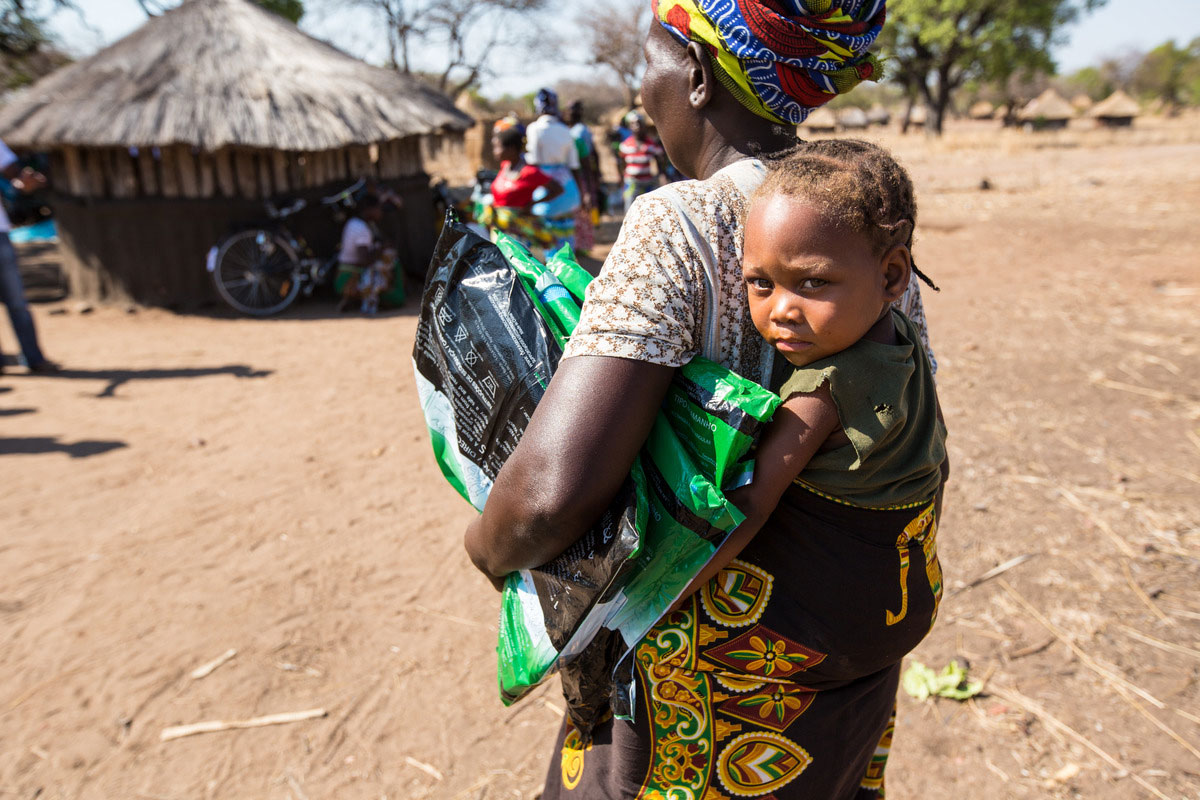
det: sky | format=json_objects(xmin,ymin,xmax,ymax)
[{"xmin": 49, "ymin": 0, "xmax": 1200, "ymax": 98}]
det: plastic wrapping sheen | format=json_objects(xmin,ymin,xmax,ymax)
[{"xmin": 414, "ymin": 219, "xmax": 781, "ymax": 736}]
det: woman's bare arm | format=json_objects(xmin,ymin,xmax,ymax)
[
  {"xmin": 669, "ymin": 385, "xmax": 841, "ymax": 601},
  {"xmin": 464, "ymin": 355, "xmax": 675, "ymax": 581}
]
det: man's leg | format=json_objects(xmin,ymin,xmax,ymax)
[{"xmin": 0, "ymin": 233, "xmax": 46, "ymax": 368}]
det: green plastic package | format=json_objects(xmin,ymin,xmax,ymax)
[{"xmin": 415, "ymin": 223, "xmax": 779, "ymax": 735}]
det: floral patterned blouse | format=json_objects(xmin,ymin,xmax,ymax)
[{"xmin": 563, "ymin": 159, "xmax": 936, "ymax": 383}]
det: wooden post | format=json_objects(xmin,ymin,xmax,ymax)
[
  {"xmin": 326, "ymin": 150, "xmax": 346, "ymax": 184},
  {"xmin": 84, "ymin": 148, "xmax": 107, "ymax": 199},
  {"xmin": 377, "ymin": 141, "xmax": 397, "ymax": 179},
  {"xmin": 175, "ymin": 146, "xmax": 201, "ymax": 198},
  {"xmin": 234, "ymin": 150, "xmax": 258, "ymax": 198},
  {"xmin": 60, "ymin": 146, "xmax": 88, "ymax": 197},
  {"xmin": 137, "ymin": 148, "xmax": 159, "ymax": 196},
  {"xmin": 257, "ymin": 152, "xmax": 273, "ymax": 197},
  {"xmin": 347, "ymin": 145, "xmax": 373, "ymax": 179},
  {"xmin": 196, "ymin": 151, "xmax": 216, "ymax": 197},
  {"xmin": 214, "ymin": 149, "xmax": 236, "ymax": 197},
  {"xmin": 106, "ymin": 148, "xmax": 137, "ymax": 198},
  {"xmin": 159, "ymin": 147, "xmax": 181, "ymax": 198},
  {"xmin": 271, "ymin": 151, "xmax": 289, "ymax": 194}
]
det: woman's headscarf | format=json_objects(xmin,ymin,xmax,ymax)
[
  {"xmin": 654, "ymin": 0, "xmax": 886, "ymax": 125},
  {"xmin": 534, "ymin": 88, "xmax": 559, "ymax": 117},
  {"xmin": 493, "ymin": 114, "xmax": 525, "ymax": 137}
]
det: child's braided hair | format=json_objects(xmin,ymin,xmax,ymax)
[{"xmin": 756, "ymin": 138, "xmax": 938, "ymax": 291}]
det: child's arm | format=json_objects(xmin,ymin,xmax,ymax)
[{"xmin": 671, "ymin": 384, "xmax": 842, "ymax": 604}]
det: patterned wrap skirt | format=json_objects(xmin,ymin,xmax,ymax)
[{"xmin": 542, "ymin": 481, "xmax": 944, "ymax": 800}]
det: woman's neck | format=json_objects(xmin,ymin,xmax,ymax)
[{"xmin": 693, "ymin": 124, "xmax": 796, "ymax": 180}]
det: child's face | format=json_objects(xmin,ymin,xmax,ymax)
[{"xmin": 743, "ymin": 192, "xmax": 907, "ymax": 368}]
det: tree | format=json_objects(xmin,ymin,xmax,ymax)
[
  {"xmin": 881, "ymin": 0, "xmax": 1107, "ymax": 135},
  {"xmin": 0, "ymin": 0, "xmax": 77, "ymax": 89},
  {"xmin": 136, "ymin": 0, "xmax": 304, "ymax": 23},
  {"xmin": 575, "ymin": 0, "xmax": 650, "ymax": 110},
  {"xmin": 1130, "ymin": 39, "xmax": 1199, "ymax": 109},
  {"xmin": 340, "ymin": 0, "xmax": 547, "ymax": 98}
]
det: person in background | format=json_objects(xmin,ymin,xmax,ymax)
[
  {"xmin": 0, "ymin": 138, "xmax": 58, "ymax": 374},
  {"xmin": 618, "ymin": 110, "xmax": 666, "ymax": 212},
  {"xmin": 608, "ymin": 119, "xmax": 632, "ymax": 181},
  {"xmin": 335, "ymin": 193, "xmax": 394, "ymax": 314},
  {"xmin": 564, "ymin": 100, "xmax": 600, "ymax": 255},
  {"xmin": 477, "ymin": 122, "xmax": 570, "ymax": 255},
  {"xmin": 524, "ymin": 88, "xmax": 585, "ymax": 252}
]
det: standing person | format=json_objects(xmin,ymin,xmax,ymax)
[
  {"xmin": 618, "ymin": 111, "xmax": 666, "ymax": 212},
  {"xmin": 462, "ymin": 2, "xmax": 934, "ymax": 798},
  {"xmin": 477, "ymin": 123, "xmax": 567, "ymax": 255},
  {"xmin": 524, "ymin": 88, "xmax": 584, "ymax": 251},
  {"xmin": 564, "ymin": 100, "xmax": 600, "ymax": 255},
  {"xmin": 0, "ymin": 139, "xmax": 57, "ymax": 374}
]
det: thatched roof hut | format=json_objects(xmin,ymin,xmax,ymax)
[
  {"xmin": 802, "ymin": 106, "xmax": 838, "ymax": 133},
  {"xmin": 1089, "ymin": 90, "xmax": 1140, "ymax": 127},
  {"xmin": 905, "ymin": 105, "xmax": 927, "ymax": 128},
  {"xmin": 968, "ymin": 101, "xmax": 996, "ymax": 120},
  {"xmin": 837, "ymin": 107, "xmax": 869, "ymax": 130},
  {"xmin": 1018, "ymin": 89, "xmax": 1074, "ymax": 130},
  {"xmin": 0, "ymin": 0, "xmax": 473, "ymax": 307},
  {"xmin": 866, "ymin": 104, "xmax": 891, "ymax": 126},
  {"xmin": 1071, "ymin": 94, "xmax": 1094, "ymax": 114}
]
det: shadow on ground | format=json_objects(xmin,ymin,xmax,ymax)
[
  {"xmin": 0, "ymin": 436, "xmax": 127, "ymax": 458},
  {"xmin": 13, "ymin": 365, "xmax": 273, "ymax": 398}
]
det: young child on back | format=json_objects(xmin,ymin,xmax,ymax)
[{"xmin": 685, "ymin": 137, "xmax": 948, "ymax": 591}]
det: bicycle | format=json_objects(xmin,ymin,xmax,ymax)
[{"xmin": 206, "ymin": 179, "xmax": 365, "ymax": 316}]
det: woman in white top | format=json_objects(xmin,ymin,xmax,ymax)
[{"xmin": 524, "ymin": 88, "xmax": 583, "ymax": 222}]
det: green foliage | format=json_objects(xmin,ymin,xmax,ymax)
[
  {"xmin": 881, "ymin": 0, "xmax": 1107, "ymax": 133},
  {"xmin": 1061, "ymin": 65, "xmax": 1110, "ymax": 100},
  {"xmin": 1130, "ymin": 39, "xmax": 1200, "ymax": 107},
  {"xmin": 256, "ymin": 0, "xmax": 304, "ymax": 23},
  {"xmin": 0, "ymin": 0, "xmax": 75, "ymax": 89}
]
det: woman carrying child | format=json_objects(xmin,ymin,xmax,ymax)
[{"xmin": 465, "ymin": 2, "xmax": 946, "ymax": 797}]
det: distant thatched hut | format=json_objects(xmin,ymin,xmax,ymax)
[
  {"xmin": 1018, "ymin": 89, "xmax": 1074, "ymax": 131},
  {"xmin": 0, "ymin": 0, "xmax": 473, "ymax": 307},
  {"xmin": 968, "ymin": 101, "xmax": 996, "ymax": 120},
  {"xmin": 837, "ymin": 107, "xmax": 869, "ymax": 130},
  {"xmin": 802, "ymin": 107, "xmax": 839, "ymax": 134},
  {"xmin": 1089, "ymin": 90, "xmax": 1140, "ymax": 128},
  {"xmin": 1071, "ymin": 94, "xmax": 1094, "ymax": 114},
  {"xmin": 866, "ymin": 104, "xmax": 891, "ymax": 127}
]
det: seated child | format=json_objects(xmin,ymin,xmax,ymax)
[
  {"xmin": 682, "ymin": 137, "xmax": 948, "ymax": 598},
  {"xmin": 337, "ymin": 192, "xmax": 394, "ymax": 314}
]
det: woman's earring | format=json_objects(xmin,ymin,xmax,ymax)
[{"xmin": 690, "ymin": 91, "xmax": 702, "ymax": 105}]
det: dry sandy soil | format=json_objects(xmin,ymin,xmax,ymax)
[{"xmin": 2, "ymin": 119, "xmax": 1199, "ymax": 799}]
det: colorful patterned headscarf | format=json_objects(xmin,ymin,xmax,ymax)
[
  {"xmin": 493, "ymin": 114, "xmax": 525, "ymax": 137},
  {"xmin": 654, "ymin": 0, "xmax": 886, "ymax": 125}
]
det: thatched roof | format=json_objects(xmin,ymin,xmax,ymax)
[
  {"xmin": 0, "ymin": 0, "xmax": 473, "ymax": 151},
  {"xmin": 1019, "ymin": 89, "xmax": 1074, "ymax": 121},
  {"xmin": 866, "ymin": 104, "xmax": 890, "ymax": 125},
  {"xmin": 837, "ymin": 107, "xmax": 869, "ymax": 129},
  {"xmin": 803, "ymin": 106, "xmax": 838, "ymax": 130},
  {"xmin": 1071, "ymin": 94, "xmax": 1094, "ymax": 112},
  {"xmin": 1089, "ymin": 90, "xmax": 1140, "ymax": 119}
]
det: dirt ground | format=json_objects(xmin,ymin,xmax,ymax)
[{"xmin": 3, "ymin": 117, "xmax": 1200, "ymax": 800}]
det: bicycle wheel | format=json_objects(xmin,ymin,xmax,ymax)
[{"xmin": 211, "ymin": 229, "xmax": 302, "ymax": 316}]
